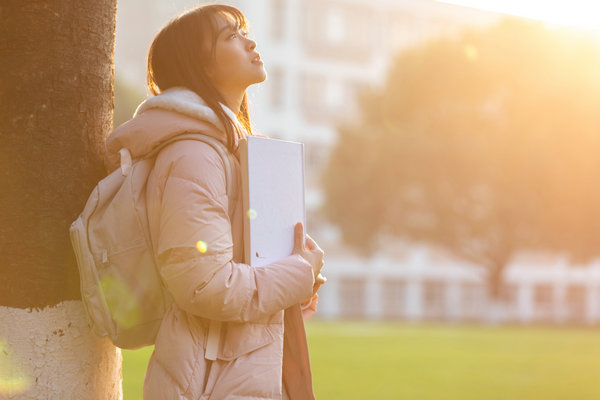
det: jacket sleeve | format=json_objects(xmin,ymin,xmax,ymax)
[{"xmin": 154, "ymin": 142, "xmax": 315, "ymax": 322}]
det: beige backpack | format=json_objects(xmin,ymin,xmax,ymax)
[{"xmin": 70, "ymin": 133, "xmax": 234, "ymax": 349}]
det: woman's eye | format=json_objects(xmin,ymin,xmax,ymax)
[{"xmin": 228, "ymin": 30, "xmax": 248, "ymax": 40}]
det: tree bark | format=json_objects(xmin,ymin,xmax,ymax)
[
  {"xmin": 0, "ymin": 0, "xmax": 114, "ymax": 307},
  {"xmin": 0, "ymin": 1, "xmax": 121, "ymax": 398},
  {"xmin": 0, "ymin": 302, "xmax": 122, "ymax": 399}
]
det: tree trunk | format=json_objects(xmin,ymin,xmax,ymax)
[
  {"xmin": 485, "ymin": 261, "xmax": 507, "ymax": 324},
  {"xmin": 0, "ymin": 1, "xmax": 121, "ymax": 398}
]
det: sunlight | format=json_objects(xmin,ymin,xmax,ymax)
[
  {"xmin": 100, "ymin": 275, "xmax": 141, "ymax": 329},
  {"xmin": 463, "ymin": 44, "xmax": 479, "ymax": 62},
  {"xmin": 246, "ymin": 209, "xmax": 258, "ymax": 220},
  {"xmin": 196, "ymin": 240, "xmax": 208, "ymax": 253},
  {"xmin": 438, "ymin": 0, "xmax": 600, "ymax": 31},
  {"xmin": 0, "ymin": 340, "xmax": 31, "ymax": 395}
]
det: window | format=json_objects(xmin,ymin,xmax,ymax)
[
  {"xmin": 423, "ymin": 281, "xmax": 445, "ymax": 319},
  {"xmin": 566, "ymin": 285, "xmax": 586, "ymax": 322},
  {"xmin": 300, "ymin": 73, "xmax": 353, "ymax": 122},
  {"xmin": 324, "ymin": 79, "xmax": 344, "ymax": 109},
  {"xmin": 381, "ymin": 280, "xmax": 406, "ymax": 319},
  {"xmin": 325, "ymin": 8, "xmax": 345, "ymax": 44},
  {"xmin": 339, "ymin": 278, "xmax": 366, "ymax": 318},
  {"xmin": 268, "ymin": 67, "xmax": 284, "ymax": 109},
  {"xmin": 534, "ymin": 284, "xmax": 553, "ymax": 305},
  {"xmin": 533, "ymin": 284, "xmax": 554, "ymax": 320},
  {"xmin": 302, "ymin": 0, "xmax": 374, "ymax": 64},
  {"xmin": 500, "ymin": 283, "xmax": 518, "ymax": 306},
  {"xmin": 270, "ymin": 0, "xmax": 285, "ymax": 41},
  {"xmin": 462, "ymin": 283, "xmax": 485, "ymax": 319}
]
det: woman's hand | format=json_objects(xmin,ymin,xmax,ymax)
[
  {"xmin": 292, "ymin": 222, "xmax": 324, "ymax": 281},
  {"xmin": 293, "ymin": 222, "xmax": 326, "ymax": 321},
  {"xmin": 301, "ymin": 293, "xmax": 319, "ymax": 321}
]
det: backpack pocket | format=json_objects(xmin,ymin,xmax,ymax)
[{"xmin": 70, "ymin": 215, "xmax": 116, "ymax": 338}]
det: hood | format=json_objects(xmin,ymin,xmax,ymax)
[{"xmin": 105, "ymin": 87, "xmax": 243, "ymax": 171}]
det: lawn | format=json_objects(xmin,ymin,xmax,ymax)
[{"xmin": 123, "ymin": 321, "xmax": 600, "ymax": 399}]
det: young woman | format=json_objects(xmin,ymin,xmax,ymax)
[{"xmin": 105, "ymin": 4, "xmax": 325, "ymax": 400}]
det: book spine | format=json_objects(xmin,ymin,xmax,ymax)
[
  {"xmin": 239, "ymin": 138, "xmax": 252, "ymax": 266},
  {"xmin": 300, "ymin": 143, "xmax": 307, "ymax": 248}
]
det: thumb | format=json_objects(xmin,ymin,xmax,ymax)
[{"xmin": 292, "ymin": 222, "xmax": 305, "ymax": 254}]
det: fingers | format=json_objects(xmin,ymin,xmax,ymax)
[
  {"xmin": 293, "ymin": 224, "xmax": 325, "ymax": 281},
  {"xmin": 315, "ymin": 274, "xmax": 327, "ymax": 285},
  {"xmin": 305, "ymin": 234, "xmax": 322, "ymax": 252},
  {"xmin": 300, "ymin": 293, "xmax": 319, "ymax": 311},
  {"xmin": 293, "ymin": 222, "xmax": 304, "ymax": 254}
]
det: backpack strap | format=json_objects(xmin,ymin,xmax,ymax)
[{"xmin": 144, "ymin": 132, "xmax": 236, "ymax": 215}]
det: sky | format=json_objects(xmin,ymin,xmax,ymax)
[{"xmin": 437, "ymin": 0, "xmax": 600, "ymax": 32}]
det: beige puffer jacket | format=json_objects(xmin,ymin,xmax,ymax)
[{"xmin": 105, "ymin": 88, "xmax": 316, "ymax": 400}]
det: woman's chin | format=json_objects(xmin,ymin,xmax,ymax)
[
  {"xmin": 244, "ymin": 67, "xmax": 267, "ymax": 88},
  {"xmin": 256, "ymin": 67, "xmax": 267, "ymax": 83}
]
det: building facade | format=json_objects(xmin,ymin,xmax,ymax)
[{"xmin": 316, "ymin": 247, "xmax": 600, "ymax": 325}]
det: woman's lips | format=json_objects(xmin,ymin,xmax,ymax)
[{"xmin": 251, "ymin": 54, "xmax": 263, "ymax": 65}]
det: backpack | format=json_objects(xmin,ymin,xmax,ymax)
[{"xmin": 69, "ymin": 132, "xmax": 235, "ymax": 349}]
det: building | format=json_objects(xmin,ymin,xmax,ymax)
[{"xmin": 316, "ymin": 245, "xmax": 600, "ymax": 325}]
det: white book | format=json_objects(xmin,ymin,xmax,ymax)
[{"xmin": 239, "ymin": 136, "xmax": 306, "ymax": 267}]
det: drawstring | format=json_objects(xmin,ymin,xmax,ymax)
[{"xmin": 119, "ymin": 148, "xmax": 132, "ymax": 176}]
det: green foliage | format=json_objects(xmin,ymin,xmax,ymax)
[
  {"xmin": 113, "ymin": 75, "xmax": 146, "ymax": 128},
  {"xmin": 324, "ymin": 19, "xmax": 600, "ymax": 291},
  {"xmin": 122, "ymin": 322, "xmax": 600, "ymax": 399}
]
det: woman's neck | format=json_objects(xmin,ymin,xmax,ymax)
[{"xmin": 220, "ymin": 90, "xmax": 244, "ymax": 115}]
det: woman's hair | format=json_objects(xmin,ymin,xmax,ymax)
[{"xmin": 147, "ymin": 4, "xmax": 254, "ymax": 151}]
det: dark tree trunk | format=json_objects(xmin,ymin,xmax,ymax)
[
  {"xmin": 0, "ymin": 2, "xmax": 121, "ymax": 398},
  {"xmin": 0, "ymin": 0, "xmax": 115, "ymax": 308},
  {"xmin": 487, "ymin": 261, "xmax": 505, "ymax": 301},
  {"xmin": 483, "ymin": 259, "xmax": 509, "ymax": 324}
]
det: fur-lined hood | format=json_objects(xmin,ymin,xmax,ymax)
[{"xmin": 105, "ymin": 87, "xmax": 242, "ymax": 171}]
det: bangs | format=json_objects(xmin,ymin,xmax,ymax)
[
  {"xmin": 203, "ymin": 5, "xmax": 249, "ymax": 58},
  {"xmin": 218, "ymin": 6, "xmax": 248, "ymax": 31}
]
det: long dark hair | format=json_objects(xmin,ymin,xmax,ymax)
[{"xmin": 147, "ymin": 4, "xmax": 254, "ymax": 151}]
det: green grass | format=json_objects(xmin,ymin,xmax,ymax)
[
  {"xmin": 123, "ymin": 321, "xmax": 600, "ymax": 399},
  {"xmin": 122, "ymin": 346, "xmax": 153, "ymax": 399}
]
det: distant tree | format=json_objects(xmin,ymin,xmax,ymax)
[
  {"xmin": 323, "ymin": 19, "xmax": 600, "ymax": 301},
  {"xmin": 114, "ymin": 74, "xmax": 146, "ymax": 127},
  {"xmin": 0, "ymin": 0, "xmax": 121, "ymax": 397}
]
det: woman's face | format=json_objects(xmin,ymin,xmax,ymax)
[{"xmin": 206, "ymin": 14, "xmax": 266, "ymax": 97}]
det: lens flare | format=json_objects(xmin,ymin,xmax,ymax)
[
  {"xmin": 0, "ymin": 340, "xmax": 31, "ymax": 395},
  {"xmin": 247, "ymin": 209, "xmax": 258, "ymax": 219},
  {"xmin": 196, "ymin": 240, "xmax": 208, "ymax": 253},
  {"xmin": 463, "ymin": 44, "xmax": 478, "ymax": 62},
  {"xmin": 99, "ymin": 275, "xmax": 141, "ymax": 329}
]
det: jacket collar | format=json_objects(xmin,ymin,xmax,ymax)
[{"xmin": 105, "ymin": 87, "xmax": 241, "ymax": 171}]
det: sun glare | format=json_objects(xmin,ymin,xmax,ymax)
[
  {"xmin": 100, "ymin": 275, "xmax": 141, "ymax": 329},
  {"xmin": 196, "ymin": 240, "xmax": 208, "ymax": 253},
  {"xmin": 0, "ymin": 340, "xmax": 31, "ymax": 395},
  {"xmin": 246, "ymin": 209, "xmax": 258, "ymax": 220},
  {"xmin": 438, "ymin": 0, "xmax": 600, "ymax": 31}
]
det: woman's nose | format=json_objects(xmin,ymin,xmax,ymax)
[{"xmin": 246, "ymin": 37, "xmax": 256, "ymax": 51}]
